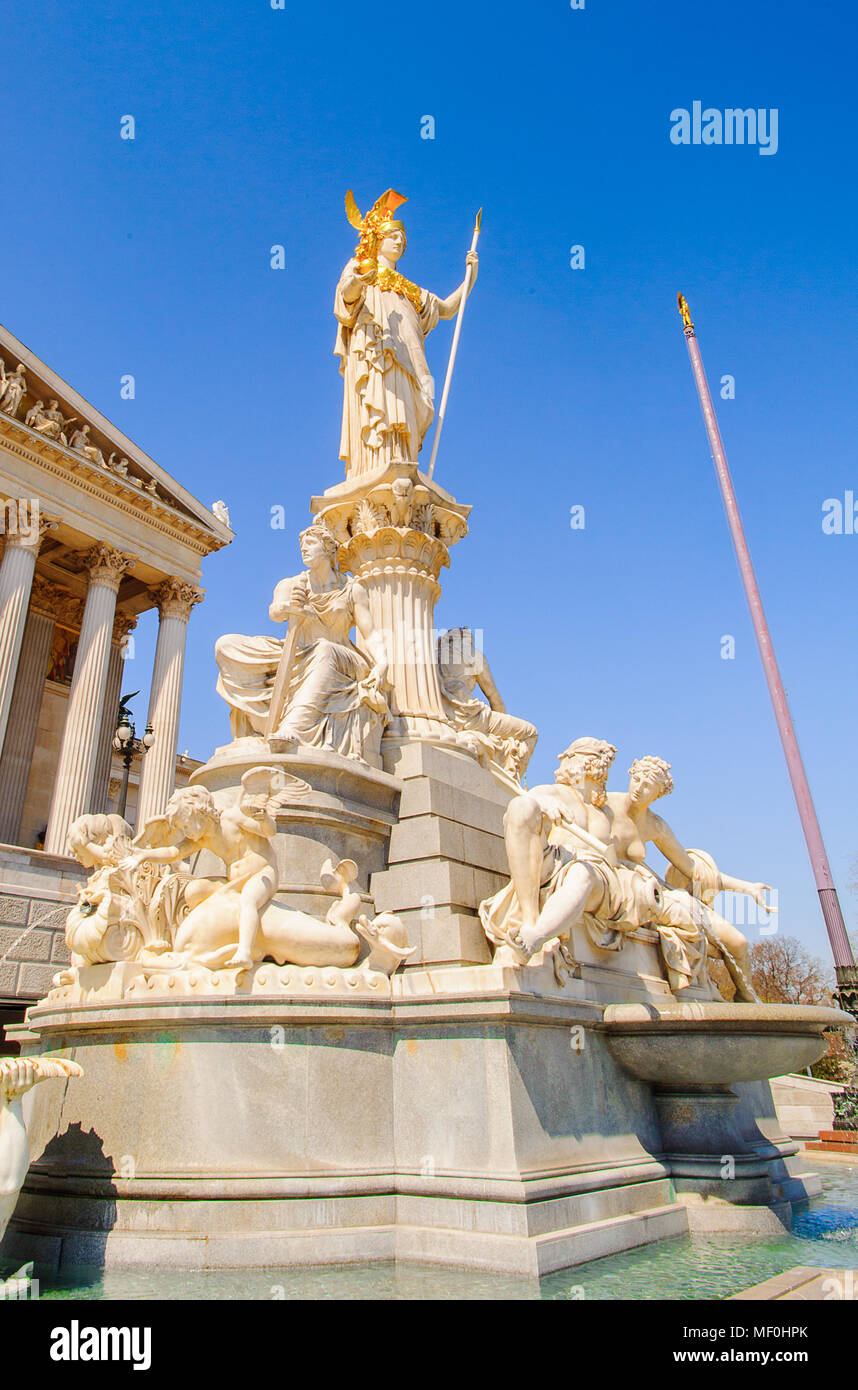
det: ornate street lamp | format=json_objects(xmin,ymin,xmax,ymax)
[{"xmin": 113, "ymin": 691, "xmax": 154, "ymax": 820}]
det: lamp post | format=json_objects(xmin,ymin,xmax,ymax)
[{"xmin": 113, "ymin": 713, "xmax": 154, "ymax": 821}]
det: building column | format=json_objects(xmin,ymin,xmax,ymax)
[
  {"xmin": 44, "ymin": 543, "xmax": 135, "ymax": 855},
  {"xmin": 0, "ymin": 607, "xmax": 55, "ymax": 844},
  {"xmin": 0, "ymin": 512, "xmax": 53, "ymax": 759},
  {"xmin": 90, "ymin": 614, "xmax": 136, "ymax": 816},
  {"xmin": 136, "ymin": 578, "xmax": 203, "ymax": 829}
]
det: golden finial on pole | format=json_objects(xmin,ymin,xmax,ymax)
[{"xmin": 677, "ymin": 293, "xmax": 694, "ymax": 333}]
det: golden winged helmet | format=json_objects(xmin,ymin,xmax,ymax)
[{"xmin": 345, "ymin": 188, "xmax": 407, "ymax": 274}]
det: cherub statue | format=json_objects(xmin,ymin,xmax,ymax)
[
  {"xmin": 335, "ymin": 189, "xmax": 478, "ymax": 478},
  {"xmin": 123, "ymin": 769, "xmax": 285, "ymax": 972},
  {"xmin": 124, "ymin": 773, "xmax": 410, "ymax": 976},
  {"xmin": 1, "ymin": 1057, "xmax": 82, "ymax": 1242},
  {"xmin": 59, "ymin": 812, "xmax": 178, "ymax": 974},
  {"xmin": 0, "ymin": 362, "xmax": 27, "ymax": 418},
  {"xmin": 437, "ymin": 627, "xmax": 537, "ymax": 782},
  {"xmin": 215, "ymin": 519, "xmax": 391, "ymax": 766}
]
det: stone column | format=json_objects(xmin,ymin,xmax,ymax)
[
  {"xmin": 135, "ymin": 578, "xmax": 203, "ymax": 829},
  {"xmin": 0, "ymin": 608, "xmax": 55, "ymax": 844},
  {"xmin": 0, "ymin": 512, "xmax": 53, "ymax": 759},
  {"xmin": 90, "ymin": 614, "xmax": 136, "ymax": 816},
  {"xmin": 44, "ymin": 544, "xmax": 135, "ymax": 855},
  {"xmin": 315, "ymin": 464, "xmax": 470, "ymax": 745}
]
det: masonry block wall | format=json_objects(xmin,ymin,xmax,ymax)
[{"xmin": 0, "ymin": 848, "xmax": 85, "ymax": 1017}]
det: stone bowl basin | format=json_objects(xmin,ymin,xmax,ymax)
[{"xmin": 603, "ymin": 1000, "xmax": 852, "ymax": 1088}]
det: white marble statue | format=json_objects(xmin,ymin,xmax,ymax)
[
  {"xmin": 69, "ymin": 424, "xmax": 108, "ymax": 468},
  {"xmin": 1, "ymin": 1057, "xmax": 82, "ymax": 1242},
  {"xmin": 124, "ymin": 772, "xmax": 283, "ymax": 973},
  {"xmin": 53, "ymin": 775, "xmax": 412, "ymax": 988},
  {"xmin": 26, "ymin": 398, "xmax": 74, "ymax": 444},
  {"xmin": 335, "ymin": 189, "xmax": 478, "ymax": 477},
  {"xmin": 121, "ymin": 776, "xmax": 410, "ymax": 976},
  {"xmin": 479, "ymin": 739, "xmax": 765, "ymax": 1000},
  {"xmin": 437, "ymin": 627, "xmax": 537, "ymax": 781},
  {"xmin": 58, "ymin": 812, "xmax": 183, "ymax": 974},
  {"xmin": 215, "ymin": 518, "xmax": 390, "ymax": 765},
  {"xmin": 0, "ymin": 362, "xmax": 27, "ymax": 418},
  {"xmin": 212, "ymin": 499, "xmax": 230, "ymax": 526}
]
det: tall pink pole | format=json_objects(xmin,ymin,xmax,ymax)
[{"xmin": 677, "ymin": 294, "xmax": 856, "ymax": 1003}]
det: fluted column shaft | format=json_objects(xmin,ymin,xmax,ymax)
[
  {"xmin": 44, "ymin": 545, "xmax": 134, "ymax": 854},
  {"xmin": 0, "ymin": 607, "xmax": 54, "ymax": 843},
  {"xmin": 342, "ymin": 529, "xmax": 451, "ymax": 740},
  {"xmin": 90, "ymin": 623, "xmax": 133, "ymax": 815},
  {"xmin": 136, "ymin": 579, "xmax": 203, "ymax": 830},
  {"xmin": 0, "ymin": 517, "xmax": 51, "ymax": 758}
]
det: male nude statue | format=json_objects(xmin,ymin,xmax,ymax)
[{"xmin": 480, "ymin": 740, "xmax": 766, "ymax": 999}]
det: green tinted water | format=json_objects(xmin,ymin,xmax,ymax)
[{"xmin": 7, "ymin": 1164, "xmax": 858, "ymax": 1301}]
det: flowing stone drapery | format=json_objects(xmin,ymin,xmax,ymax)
[
  {"xmin": 0, "ymin": 607, "xmax": 55, "ymax": 844},
  {"xmin": 89, "ymin": 615, "xmax": 135, "ymax": 814},
  {"xmin": 44, "ymin": 544, "xmax": 135, "ymax": 855},
  {"xmin": 135, "ymin": 578, "xmax": 203, "ymax": 829},
  {"xmin": 0, "ymin": 514, "xmax": 53, "ymax": 759}
]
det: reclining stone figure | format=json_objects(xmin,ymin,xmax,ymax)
[{"xmin": 479, "ymin": 738, "xmax": 768, "ymax": 1000}]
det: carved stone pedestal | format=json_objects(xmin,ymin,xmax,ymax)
[
  {"xmin": 371, "ymin": 741, "xmax": 511, "ymax": 968},
  {"xmin": 2, "ymin": 981, "xmax": 840, "ymax": 1277},
  {"xmin": 312, "ymin": 461, "xmax": 470, "ymax": 748}
]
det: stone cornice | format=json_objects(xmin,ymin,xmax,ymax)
[
  {"xmin": 0, "ymin": 416, "xmax": 229, "ymax": 558},
  {"xmin": 0, "ymin": 318, "xmax": 232, "ymax": 544}
]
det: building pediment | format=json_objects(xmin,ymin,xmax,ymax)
[{"xmin": 0, "ymin": 321, "xmax": 231, "ymax": 559}]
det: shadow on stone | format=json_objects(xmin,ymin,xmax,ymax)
[{"xmin": 1, "ymin": 1124, "xmax": 118, "ymax": 1278}]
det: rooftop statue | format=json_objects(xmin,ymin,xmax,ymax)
[
  {"xmin": 335, "ymin": 189, "xmax": 478, "ymax": 478},
  {"xmin": 0, "ymin": 361, "xmax": 27, "ymax": 418}
]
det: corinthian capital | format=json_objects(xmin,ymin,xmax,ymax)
[
  {"xmin": 78, "ymin": 542, "xmax": 136, "ymax": 591},
  {"xmin": 152, "ymin": 577, "xmax": 205, "ymax": 622},
  {"xmin": 30, "ymin": 574, "xmax": 83, "ymax": 628},
  {"xmin": 3, "ymin": 502, "xmax": 58, "ymax": 553},
  {"xmin": 113, "ymin": 611, "xmax": 138, "ymax": 642}
]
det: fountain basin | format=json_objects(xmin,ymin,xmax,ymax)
[{"xmin": 603, "ymin": 1001, "xmax": 851, "ymax": 1087}]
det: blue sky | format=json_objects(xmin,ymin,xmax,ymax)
[{"xmin": 5, "ymin": 0, "xmax": 857, "ymax": 963}]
